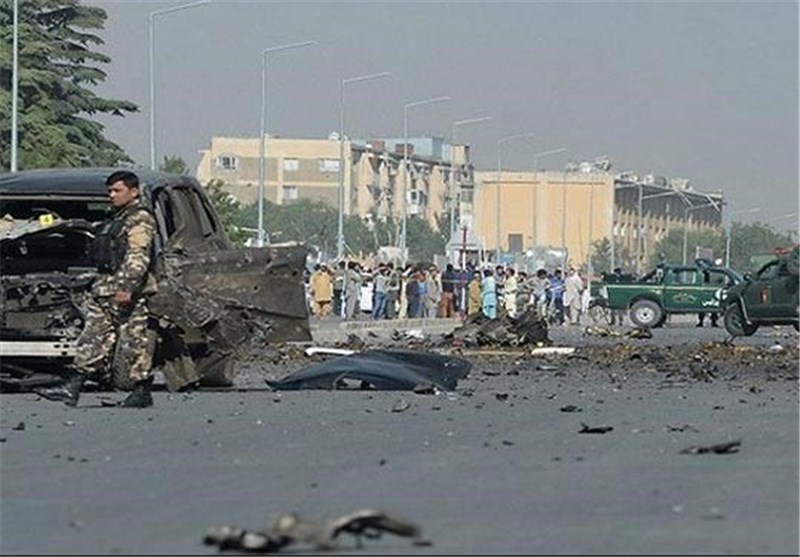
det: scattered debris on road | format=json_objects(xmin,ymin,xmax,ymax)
[
  {"xmin": 680, "ymin": 440, "xmax": 741, "ymax": 455},
  {"xmin": 448, "ymin": 309, "xmax": 549, "ymax": 347},
  {"xmin": 203, "ymin": 508, "xmax": 430, "ymax": 553},
  {"xmin": 579, "ymin": 423, "xmax": 614, "ymax": 434}
]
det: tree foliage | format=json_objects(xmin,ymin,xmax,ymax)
[
  {"xmin": 648, "ymin": 221, "xmax": 797, "ymax": 272},
  {"xmin": 0, "ymin": 0, "xmax": 137, "ymax": 169},
  {"xmin": 159, "ymin": 155, "xmax": 189, "ymax": 175}
]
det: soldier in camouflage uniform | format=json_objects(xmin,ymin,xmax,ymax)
[{"xmin": 36, "ymin": 170, "xmax": 158, "ymax": 408}]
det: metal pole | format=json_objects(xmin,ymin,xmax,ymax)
[
  {"xmin": 148, "ymin": 0, "xmax": 210, "ymax": 171},
  {"xmin": 532, "ymin": 147, "xmax": 566, "ymax": 172},
  {"xmin": 257, "ymin": 53, "xmax": 267, "ymax": 247},
  {"xmin": 495, "ymin": 132, "xmax": 535, "ymax": 263},
  {"xmin": 636, "ymin": 183, "xmax": 643, "ymax": 275},
  {"xmin": 495, "ymin": 145, "xmax": 501, "ymax": 263},
  {"xmin": 256, "ymin": 40, "xmax": 317, "ymax": 248},
  {"xmin": 682, "ymin": 206, "xmax": 690, "ymax": 265},
  {"xmin": 337, "ymin": 72, "xmax": 390, "ymax": 261},
  {"xmin": 400, "ymin": 95, "xmax": 450, "ymax": 266},
  {"xmin": 10, "ymin": 0, "xmax": 19, "ymax": 172},
  {"xmin": 450, "ymin": 116, "xmax": 492, "ymax": 240},
  {"xmin": 401, "ymin": 105, "xmax": 409, "ymax": 265}
]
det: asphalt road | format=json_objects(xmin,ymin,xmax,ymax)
[{"xmin": 1, "ymin": 321, "xmax": 798, "ymax": 555}]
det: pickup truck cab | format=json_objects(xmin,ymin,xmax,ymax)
[
  {"xmin": 1, "ymin": 168, "xmax": 310, "ymax": 392},
  {"xmin": 600, "ymin": 260, "xmax": 742, "ymax": 328},
  {"xmin": 722, "ymin": 246, "xmax": 799, "ymax": 336}
]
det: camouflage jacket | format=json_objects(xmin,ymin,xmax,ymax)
[{"xmin": 92, "ymin": 199, "xmax": 157, "ymax": 298}]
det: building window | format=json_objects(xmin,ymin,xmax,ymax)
[
  {"xmin": 508, "ymin": 234, "xmax": 523, "ymax": 253},
  {"xmin": 282, "ymin": 185, "xmax": 298, "ymax": 203},
  {"xmin": 283, "ymin": 159, "xmax": 299, "ymax": 172},
  {"xmin": 216, "ymin": 154, "xmax": 237, "ymax": 170},
  {"xmin": 319, "ymin": 159, "xmax": 340, "ymax": 173}
]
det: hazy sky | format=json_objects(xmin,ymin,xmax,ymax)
[{"xmin": 91, "ymin": 1, "xmax": 799, "ymax": 230}]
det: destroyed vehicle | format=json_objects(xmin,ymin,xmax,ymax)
[
  {"xmin": 599, "ymin": 259, "xmax": 742, "ymax": 328},
  {"xmin": 1, "ymin": 168, "xmax": 310, "ymax": 392},
  {"xmin": 722, "ymin": 246, "xmax": 799, "ymax": 336}
]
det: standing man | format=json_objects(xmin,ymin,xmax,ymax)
[
  {"xmin": 439, "ymin": 263, "xmax": 457, "ymax": 317},
  {"xmin": 309, "ymin": 264, "xmax": 333, "ymax": 318},
  {"xmin": 343, "ymin": 261, "xmax": 362, "ymax": 319},
  {"xmin": 467, "ymin": 271, "xmax": 482, "ymax": 316},
  {"xmin": 503, "ymin": 268, "xmax": 519, "ymax": 318},
  {"xmin": 36, "ymin": 170, "xmax": 157, "ymax": 408},
  {"xmin": 332, "ymin": 261, "xmax": 346, "ymax": 318},
  {"xmin": 481, "ymin": 269, "xmax": 498, "ymax": 319},
  {"xmin": 372, "ymin": 265, "xmax": 388, "ymax": 319},
  {"xmin": 563, "ymin": 266, "xmax": 584, "ymax": 325}
]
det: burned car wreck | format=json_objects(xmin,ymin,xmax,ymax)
[{"xmin": 0, "ymin": 168, "xmax": 310, "ymax": 392}]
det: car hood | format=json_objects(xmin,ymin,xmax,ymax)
[
  {"xmin": 266, "ymin": 349, "xmax": 472, "ymax": 391},
  {"xmin": 0, "ymin": 215, "xmax": 95, "ymax": 243}
]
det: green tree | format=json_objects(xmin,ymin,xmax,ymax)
[
  {"xmin": 726, "ymin": 222, "xmax": 797, "ymax": 271},
  {"xmin": 203, "ymin": 179, "xmax": 249, "ymax": 246},
  {"xmin": 0, "ymin": 0, "xmax": 137, "ymax": 169},
  {"xmin": 159, "ymin": 155, "xmax": 189, "ymax": 175}
]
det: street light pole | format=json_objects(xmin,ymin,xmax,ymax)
[
  {"xmin": 149, "ymin": 0, "xmax": 210, "ymax": 171},
  {"xmin": 10, "ymin": 0, "xmax": 19, "ymax": 172},
  {"xmin": 725, "ymin": 207, "xmax": 762, "ymax": 267},
  {"xmin": 336, "ymin": 71, "xmax": 391, "ymax": 261},
  {"xmin": 682, "ymin": 199, "xmax": 720, "ymax": 265},
  {"xmin": 400, "ymin": 95, "xmax": 450, "ymax": 266},
  {"xmin": 496, "ymin": 133, "xmax": 536, "ymax": 262},
  {"xmin": 532, "ymin": 147, "xmax": 566, "ymax": 171},
  {"xmin": 256, "ymin": 40, "xmax": 317, "ymax": 248},
  {"xmin": 637, "ymin": 189, "xmax": 678, "ymax": 275},
  {"xmin": 450, "ymin": 116, "xmax": 492, "ymax": 239}
]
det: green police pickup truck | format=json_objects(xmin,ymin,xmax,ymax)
[
  {"xmin": 722, "ymin": 246, "xmax": 799, "ymax": 336},
  {"xmin": 599, "ymin": 261, "xmax": 743, "ymax": 328}
]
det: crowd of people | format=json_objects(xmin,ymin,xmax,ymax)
[{"xmin": 306, "ymin": 260, "xmax": 595, "ymax": 325}]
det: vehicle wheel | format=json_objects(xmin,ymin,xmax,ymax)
[
  {"xmin": 723, "ymin": 304, "xmax": 758, "ymax": 337},
  {"xmin": 629, "ymin": 299, "xmax": 663, "ymax": 328},
  {"xmin": 196, "ymin": 350, "xmax": 237, "ymax": 387}
]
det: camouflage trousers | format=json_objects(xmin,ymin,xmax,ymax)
[{"xmin": 73, "ymin": 295, "xmax": 155, "ymax": 384}]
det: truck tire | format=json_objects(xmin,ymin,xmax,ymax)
[
  {"xmin": 629, "ymin": 299, "xmax": 663, "ymax": 328},
  {"xmin": 723, "ymin": 304, "xmax": 758, "ymax": 337}
]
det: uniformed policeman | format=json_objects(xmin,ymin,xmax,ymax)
[{"xmin": 36, "ymin": 170, "xmax": 158, "ymax": 408}]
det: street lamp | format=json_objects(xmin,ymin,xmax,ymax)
[
  {"xmin": 256, "ymin": 40, "xmax": 318, "ymax": 247},
  {"xmin": 149, "ymin": 0, "xmax": 211, "ymax": 171},
  {"xmin": 532, "ymin": 147, "xmax": 567, "ymax": 171},
  {"xmin": 400, "ymin": 95, "xmax": 450, "ymax": 266},
  {"xmin": 636, "ymin": 189, "xmax": 679, "ymax": 275},
  {"xmin": 682, "ymin": 195, "xmax": 721, "ymax": 265},
  {"xmin": 724, "ymin": 207, "xmax": 762, "ymax": 267},
  {"xmin": 450, "ymin": 116, "xmax": 492, "ymax": 238},
  {"xmin": 336, "ymin": 71, "xmax": 391, "ymax": 261},
  {"xmin": 496, "ymin": 133, "xmax": 536, "ymax": 262},
  {"xmin": 10, "ymin": 0, "xmax": 18, "ymax": 171}
]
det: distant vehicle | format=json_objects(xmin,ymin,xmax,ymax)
[
  {"xmin": 1, "ymin": 168, "xmax": 310, "ymax": 392},
  {"xmin": 599, "ymin": 260, "xmax": 743, "ymax": 328},
  {"xmin": 722, "ymin": 246, "xmax": 799, "ymax": 336}
]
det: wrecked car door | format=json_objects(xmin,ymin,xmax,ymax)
[{"xmin": 147, "ymin": 185, "xmax": 310, "ymax": 387}]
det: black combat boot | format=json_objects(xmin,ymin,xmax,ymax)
[
  {"xmin": 34, "ymin": 371, "xmax": 85, "ymax": 407},
  {"xmin": 118, "ymin": 378, "xmax": 153, "ymax": 408}
]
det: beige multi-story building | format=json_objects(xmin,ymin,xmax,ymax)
[
  {"xmin": 196, "ymin": 136, "xmax": 723, "ymax": 271},
  {"xmin": 470, "ymin": 169, "xmax": 723, "ymax": 270},
  {"xmin": 472, "ymin": 170, "xmax": 615, "ymax": 268},
  {"xmin": 195, "ymin": 136, "xmax": 473, "ymax": 232}
]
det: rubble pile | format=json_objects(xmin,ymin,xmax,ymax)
[{"xmin": 447, "ymin": 309, "xmax": 550, "ymax": 348}]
